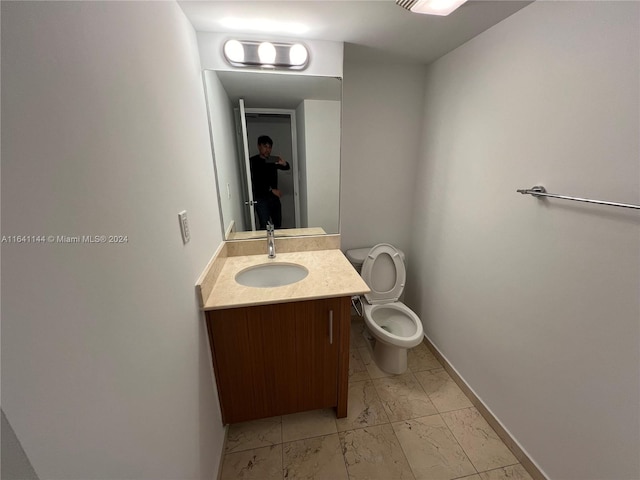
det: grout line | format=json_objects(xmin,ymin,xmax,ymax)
[
  {"xmin": 282, "ymin": 430, "xmax": 341, "ymax": 445},
  {"xmin": 439, "ymin": 408, "xmax": 484, "ymax": 475},
  {"xmin": 388, "ymin": 421, "xmax": 420, "ymax": 480},
  {"xmin": 477, "ymin": 462, "xmax": 525, "ymax": 474},
  {"xmin": 410, "ymin": 367, "xmax": 480, "ymax": 476},
  {"xmin": 443, "ymin": 417, "xmax": 480, "ymax": 477}
]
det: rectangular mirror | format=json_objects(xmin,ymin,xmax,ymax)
[{"xmin": 203, "ymin": 70, "xmax": 342, "ymax": 240}]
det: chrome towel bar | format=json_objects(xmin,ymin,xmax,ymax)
[{"xmin": 516, "ymin": 186, "xmax": 640, "ymax": 210}]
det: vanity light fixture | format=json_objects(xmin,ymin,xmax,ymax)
[
  {"xmin": 223, "ymin": 39, "xmax": 309, "ymax": 70},
  {"xmin": 396, "ymin": 0, "xmax": 468, "ymax": 16}
]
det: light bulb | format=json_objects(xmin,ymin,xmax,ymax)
[
  {"xmin": 289, "ymin": 44, "xmax": 308, "ymax": 66},
  {"xmin": 223, "ymin": 39, "xmax": 244, "ymax": 63},
  {"xmin": 258, "ymin": 42, "xmax": 276, "ymax": 65}
]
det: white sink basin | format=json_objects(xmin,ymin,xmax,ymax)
[{"xmin": 235, "ymin": 263, "xmax": 309, "ymax": 288}]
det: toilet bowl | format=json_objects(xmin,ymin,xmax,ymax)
[{"xmin": 359, "ymin": 243, "xmax": 424, "ymax": 374}]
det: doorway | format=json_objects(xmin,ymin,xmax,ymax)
[{"xmin": 238, "ymin": 105, "xmax": 300, "ymax": 231}]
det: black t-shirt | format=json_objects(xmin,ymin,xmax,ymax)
[{"xmin": 249, "ymin": 155, "xmax": 290, "ymax": 198}]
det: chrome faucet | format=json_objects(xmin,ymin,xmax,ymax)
[{"xmin": 266, "ymin": 221, "xmax": 276, "ymax": 259}]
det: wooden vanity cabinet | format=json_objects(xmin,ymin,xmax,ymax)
[{"xmin": 205, "ymin": 296, "xmax": 351, "ymax": 424}]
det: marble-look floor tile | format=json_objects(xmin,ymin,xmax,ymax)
[
  {"xmin": 458, "ymin": 475, "xmax": 482, "ymax": 480},
  {"xmin": 221, "ymin": 444, "xmax": 283, "ymax": 480},
  {"xmin": 358, "ymin": 346, "xmax": 394, "ymax": 379},
  {"xmin": 283, "ymin": 433, "xmax": 348, "ymax": 480},
  {"xmin": 339, "ymin": 424, "xmax": 415, "ymax": 480},
  {"xmin": 392, "ymin": 415, "xmax": 476, "ymax": 480},
  {"xmin": 414, "ymin": 369, "xmax": 473, "ymax": 413},
  {"xmin": 373, "ymin": 373, "xmax": 438, "ymax": 422},
  {"xmin": 442, "ymin": 408, "xmax": 518, "ymax": 472},
  {"xmin": 282, "ymin": 408, "xmax": 337, "ymax": 443},
  {"xmin": 407, "ymin": 342, "xmax": 442, "ymax": 372},
  {"xmin": 226, "ymin": 416, "xmax": 282, "ymax": 453},
  {"xmin": 336, "ymin": 380, "xmax": 389, "ymax": 432},
  {"xmin": 479, "ymin": 464, "xmax": 533, "ymax": 480},
  {"xmin": 350, "ymin": 317, "xmax": 368, "ymax": 349},
  {"xmin": 348, "ymin": 348, "xmax": 370, "ymax": 383}
]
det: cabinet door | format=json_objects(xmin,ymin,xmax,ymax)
[
  {"xmin": 206, "ymin": 306, "xmax": 268, "ymax": 423},
  {"xmin": 285, "ymin": 297, "xmax": 339, "ymax": 412},
  {"xmin": 206, "ymin": 297, "xmax": 349, "ymax": 424}
]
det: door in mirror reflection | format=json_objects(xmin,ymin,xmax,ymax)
[
  {"xmin": 239, "ymin": 105, "xmax": 301, "ymax": 232},
  {"xmin": 236, "ymin": 99, "xmax": 256, "ymax": 231}
]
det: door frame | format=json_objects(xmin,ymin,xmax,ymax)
[{"xmin": 236, "ymin": 99, "xmax": 257, "ymax": 231}]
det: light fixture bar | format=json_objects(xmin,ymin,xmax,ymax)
[{"xmin": 223, "ymin": 39, "xmax": 309, "ymax": 70}]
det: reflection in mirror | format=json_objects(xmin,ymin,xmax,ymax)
[{"xmin": 203, "ymin": 70, "xmax": 341, "ymax": 240}]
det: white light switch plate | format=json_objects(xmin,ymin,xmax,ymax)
[{"xmin": 178, "ymin": 210, "xmax": 190, "ymax": 244}]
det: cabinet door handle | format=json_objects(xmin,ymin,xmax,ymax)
[{"xmin": 329, "ymin": 310, "xmax": 334, "ymax": 345}]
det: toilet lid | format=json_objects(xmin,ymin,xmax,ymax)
[{"xmin": 361, "ymin": 243, "xmax": 406, "ymax": 304}]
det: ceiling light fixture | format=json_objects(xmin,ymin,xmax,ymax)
[
  {"xmin": 396, "ymin": 0, "xmax": 468, "ymax": 16},
  {"xmin": 223, "ymin": 39, "xmax": 310, "ymax": 70}
]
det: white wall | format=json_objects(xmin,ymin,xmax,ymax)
[
  {"xmin": 406, "ymin": 2, "xmax": 640, "ymax": 479},
  {"xmin": 341, "ymin": 51, "xmax": 427, "ymax": 254},
  {"xmin": 204, "ymin": 69, "xmax": 246, "ymax": 233},
  {"xmin": 1, "ymin": 2, "xmax": 226, "ymax": 479},
  {"xmin": 302, "ymin": 100, "xmax": 341, "ymax": 234}
]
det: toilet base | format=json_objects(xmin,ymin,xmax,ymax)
[{"xmin": 363, "ymin": 328, "xmax": 409, "ymax": 375}]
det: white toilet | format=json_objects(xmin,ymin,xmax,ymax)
[{"xmin": 359, "ymin": 243, "xmax": 424, "ymax": 374}]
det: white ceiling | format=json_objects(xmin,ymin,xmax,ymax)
[{"xmin": 178, "ymin": 0, "xmax": 532, "ymax": 65}]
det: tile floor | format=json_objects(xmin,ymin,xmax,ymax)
[{"xmin": 219, "ymin": 316, "xmax": 533, "ymax": 480}]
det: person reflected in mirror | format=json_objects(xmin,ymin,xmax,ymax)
[{"xmin": 249, "ymin": 135, "xmax": 290, "ymax": 229}]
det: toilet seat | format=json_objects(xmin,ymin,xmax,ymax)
[
  {"xmin": 363, "ymin": 302, "xmax": 423, "ymax": 348},
  {"xmin": 361, "ymin": 244, "xmax": 406, "ymax": 305}
]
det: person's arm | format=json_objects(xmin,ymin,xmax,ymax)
[{"xmin": 275, "ymin": 157, "xmax": 290, "ymax": 171}]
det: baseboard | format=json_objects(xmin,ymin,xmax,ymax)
[
  {"xmin": 422, "ymin": 335, "xmax": 548, "ymax": 480},
  {"xmin": 215, "ymin": 424, "xmax": 229, "ymax": 480}
]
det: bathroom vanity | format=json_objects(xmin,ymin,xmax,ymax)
[
  {"xmin": 196, "ymin": 236, "xmax": 369, "ymax": 424},
  {"xmin": 206, "ymin": 297, "xmax": 350, "ymax": 423}
]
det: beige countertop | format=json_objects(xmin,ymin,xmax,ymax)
[{"xmin": 202, "ymin": 249, "xmax": 370, "ymax": 311}]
